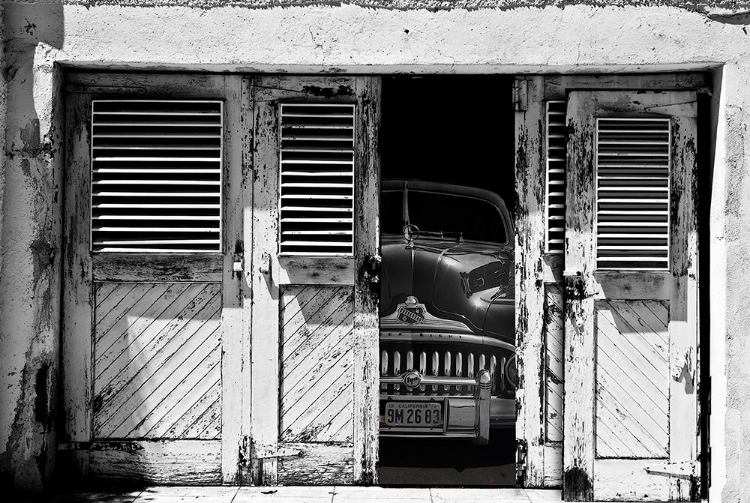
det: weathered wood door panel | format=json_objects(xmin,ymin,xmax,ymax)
[
  {"xmin": 61, "ymin": 73, "xmax": 246, "ymax": 484},
  {"xmin": 249, "ymin": 76, "xmax": 380, "ymax": 485},
  {"xmin": 515, "ymin": 76, "xmax": 564, "ymax": 488},
  {"xmin": 563, "ymin": 90, "xmax": 698, "ymax": 501}
]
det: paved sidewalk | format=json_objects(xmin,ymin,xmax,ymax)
[{"xmin": 13, "ymin": 486, "xmax": 563, "ymax": 503}]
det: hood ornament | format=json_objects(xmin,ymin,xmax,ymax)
[{"xmin": 397, "ymin": 296, "xmax": 426, "ymax": 324}]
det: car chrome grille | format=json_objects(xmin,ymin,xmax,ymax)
[{"xmin": 379, "ymin": 341, "xmax": 513, "ymax": 397}]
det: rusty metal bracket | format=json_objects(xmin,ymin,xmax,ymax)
[
  {"xmin": 513, "ymin": 80, "xmax": 528, "ymax": 112},
  {"xmin": 644, "ymin": 460, "xmax": 697, "ymax": 480},
  {"xmin": 253, "ymin": 446, "xmax": 302, "ymax": 460}
]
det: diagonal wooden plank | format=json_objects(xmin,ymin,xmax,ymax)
[
  {"xmin": 94, "ymin": 283, "xmax": 149, "ymax": 341},
  {"xmin": 172, "ymin": 383, "xmax": 221, "ymax": 438},
  {"xmin": 95, "ymin": 283, "xmax": 193, "ymax": 363},
  {"xmin": 189, "ymin": 396, "xmax": 222, "ymax": 440},
  {"xmin": 597, "ymin": 355, "xmax": 668, "ymax": 440},
  {"xmin": 95, "ymin": 284, "xmax": 218, "ymax": 389},
  {"xmin": 318, "ymin": 383, "xmax": 355, "ymax": 442},
  {"xmin": 95, "ymin": 283, "xmax": 199, "ymax": 379},
  {"xmin": 627, "ymin": 300, "xmax": 670, "ymax": 347},
  {"xmin": 282, "ymin": 287, "xmax": 353, "ymax": 363},
  {"xmin": 95, "ymin": 310, "xmax": 220, "ymax": 435},
  {"xmin": 145, "ymin": 360, "xmax": 221, "ymax": 438},
  {"xmin": 105, "ymin": 331, "xmax": 220, "ymax": 438},
  {"xmin": 282, "ymin": 322, "xmax": 353, "ymax": 399},
  {"xmin": 281, "ymin": 377, "xmax": 353, "ymax": 442},
  {"xmin": 603, "ymin": 313, "xmax": 668, "ymax": 385},
  {"xmin": 96, "ymin": 283, "xmax": 185, "ymax": 349},
  {"xmin": 594, "ymin": 408, "xmax": 638, "ymax": 458},
  {"xmin": 281, "ymin": 285, "xmax": 313, "ymax": 311},
  {"xmin": 596, "ymin": 342, "xmax": 669, "ymax": 427},
  {"xmin": 283, "ymin": 300, "xmax": 353, "ymax": 380},
  {"xmin": 123, "ymin": 341, "xmax": 221, "ymax": 438},
  {"xmin": 597, "ymin": 376, "xmax": 667, "ymax": 457},
  {"xmin": 597, "ymin": 308, "xmax": 668, "ymax": 396},
  {"xmin": 280, "ymin": 286, "xmax": 341, "ymax": 340},
  {"xmin": 94, "ymin": 282, "xmax": 120, "ymax": 310},
  {"xmin": 281, "ymin": 348, "xmax": 352, "ymax": 431},
  {"xmin": 606, "ymin": 301, "xmax": 668, "ymax": 369},
  {"xmin": 94, "ymin": 301, "xmax": 221, "ymax": 436}
]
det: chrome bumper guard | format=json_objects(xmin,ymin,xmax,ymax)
[{"xmin": 380, "ymin": 370, "xmax": 493, "ymax": 445}]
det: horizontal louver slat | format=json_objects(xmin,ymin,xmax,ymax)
[
  {"xmin": 596, "ymin": 118, "xmax": 670, "ymax": 270},
  {"xmin": 546, "ymin": 101, "xmax": 566, "ymax": 254},
  {"xmin": 91, "ymin": 100, "xmax": 222, "ymax": 253},
  {"xmin": 279, "ymin": 103, "xmax": 355, "ymax": 256}
]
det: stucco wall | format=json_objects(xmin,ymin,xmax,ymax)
[{"xmin": 1, "ymin": 1, "xmax": 749, "ymax": 501}]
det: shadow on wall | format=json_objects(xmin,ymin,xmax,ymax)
[{"xmin": 0, "ymin": 1, "xmax": 64, "ymax": 494}]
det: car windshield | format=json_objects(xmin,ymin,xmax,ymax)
[
  {"xmin": 380, "ymin": 187, "xmax": 507, "ymax": 244},
  {"xmin": 381, "ymin": 190, "xmax": 404, "ymax": 235},
  {"xmin": 408, "ymin": 190, "xmax": 506, "ymax": 244}
]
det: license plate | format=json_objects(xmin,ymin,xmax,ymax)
[{"xmin": 384, "ymin": 402, "xmax": 443, "ymax": 427}]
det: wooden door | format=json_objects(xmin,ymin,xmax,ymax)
[
  {"xmin": 563, "ymin": 90, "xmax": 699, "ymax": 501},
  {"xmin": 61, "ymin": 73, "xmax": 248, "ymax": 484},
  {"xmin": 249, "ymin": 76, "xmax": 380, "ymax": 485}
]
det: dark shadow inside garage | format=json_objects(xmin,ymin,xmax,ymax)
[{"xmin": 378, "ymin": 75, "xmax": 516, "ymax": 487}]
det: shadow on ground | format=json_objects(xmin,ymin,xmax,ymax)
[{"xmin": 378, "ymin": 428, "xmax": 516, "ymax": 486}]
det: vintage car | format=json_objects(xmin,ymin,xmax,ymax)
[{"xmin": 379, "ymin": 180, "xmax": 516, "ymax": 445}]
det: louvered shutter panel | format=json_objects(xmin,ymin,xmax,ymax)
[
  {"xmin": 546, "ymin": 101, "xmax": 566, "ymax": 253},
  {"xmin": 595, "ymin": 118, "xmax": 670, "ymax": 270},
  {"xmin": 279, "ymin": 103, "xmax": 355, "ymax": 256},
  {"xmin": 91, "ymin": 100, "xmax": 223, "ymax": 253}
]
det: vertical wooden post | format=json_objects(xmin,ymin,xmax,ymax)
[
  {"xmin": 352, "ymin": 76, "xmax": 381, "ymax": 485},
  {"xmin": 62, "ymin": 91, "xmax": 94, "ymax": 479},
  {"xmin": 514, "ymin": 76, "xmax": 547, "ymax": 488},
  {"xmin": 250, "ymin": 77, "xmax": 281, "ymax": 485},
  {"xmin": 220, "ymin": 75, "xmax": 247, "ymax": 484},
  {"xmin": 563, "ymin": 92, "xmax": 597, "ymax": 501},
  {"xmin": 668, "ymin": 110, "xmax": 699, "ymax": 501}
]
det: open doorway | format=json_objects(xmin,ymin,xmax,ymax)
[{"xmin": 377, "ymin": 75, "xmax": 517, "ymax": 486}]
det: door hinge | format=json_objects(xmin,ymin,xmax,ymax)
[
  {"xmin": 57, "ymin": 442, "xmax": 91, "ymax": 451},
  {"xmin": 253, "ymin": 446, "xmax": 302, "ymax": 460},
  {"xmin": 513, "ymin": 80, "xmax": 528, "ymax": 112},
  {"xmin": 644, "ymin": 460, "xmax": 697, "ymax": 480}
]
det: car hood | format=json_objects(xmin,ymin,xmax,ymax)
[{"xmin": 380, "ymin": 234, "xmax": 514, "ymax": 342}]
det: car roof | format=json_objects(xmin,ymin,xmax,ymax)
[{"xmin": 381, "ymin": 179, "xmax": 514, "ymax": 236}]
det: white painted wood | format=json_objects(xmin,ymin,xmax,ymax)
[
  {"xmin": 543, "ymin": 73, "xmax": 707, "ymax": 101},
  {"xmin": 92, "ymin": 254, "xmax": 222, "ymax": 282},
  {"xmin": 563, "ymin": 91, "xmax": 599, "ymax": 501},
  {"xmin": 249, "ymin": 75, "xmax": 379, "ymax": 485},
  {"xmin": 667, "ymin": 104, "xmax": 700, "ymax": 502},
  {"xmin": 514, "ymin": 76, "xmax": 548, "ymax": 488},
  {"xmin": 594, "ymin": 459, "xmax": 670, "ymax": 502},
  {"xmin": 544, "ymin": 285, "xmax": 564, "ymax": 444},
  {"xmin": 89, "ymin": 440, "xmax": 221, "ymax": 485},
  {"xmin": 565, "ymin": 90, "xmax": 699, "ymax": 501},
  {"xmin": 276, "ymin": 443, "xmax": 355, "ymax": 486},
  {"xmin": 62, "ymin": 72, "xmax": 236, "ymax": 484},
  {"xmin": 352, "ymin": 76, "xmax": 381, "ymax": 485},
  {"xmin": 275, "ymin": 256, "xmax": 355, "ymax": 285},
  {"xmin": 250, "ymin": 75, "xmax": 284, "ymax": 485},
  {"xmin": 92, "ymin": 283, "xmax": 222, "ymax": 439},
  {"xmin": 62, "ymin": 92, "xmax": 95, "ymax": 482},
  {"xmin": 280, "ymin": 286, "xmax": 354, "ymax": 443},
  {"xmin": 220, "ymin": 74, "xmax": 248, "ymax": 484}
]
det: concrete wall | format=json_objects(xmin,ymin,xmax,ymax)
[{"xmin": 1, "ymin": 1, "xmax": 749, "ymax": 501}]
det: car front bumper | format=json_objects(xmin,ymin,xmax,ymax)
[{"xmin": 379, "ymin": 370, "xmax": 515, "ymax": 444}]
